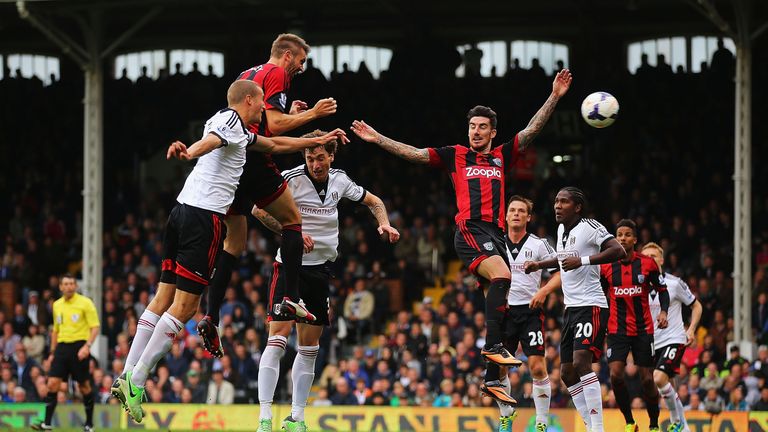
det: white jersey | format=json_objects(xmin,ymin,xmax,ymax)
[
  {"xmin": 650, "ymin": 273, "xmax": 696, "ymax": 348},
  {"xmin": 176, "ymin": 108, "xmax": 254, "ymax": 214},
  {"xmin": 506, "ymin": 233, "xmax": 558, "ymax": 305},
  {"xmin": 275, "ymin": 166, "xmax": 366, "ymax": 265},
  {"xmin": 557, "ymin": 218, "xmax": 613, "ymax": 308}
]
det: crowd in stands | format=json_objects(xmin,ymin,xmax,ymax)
[{"xmin": 2, "ymin": 41, "xmax": 768, "ymax": 414}]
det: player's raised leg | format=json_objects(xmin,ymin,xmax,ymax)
[
  {"xmin": 199, "ymin": 214, "xmax": 247, "ymax": 358},
  {"xmin": 262, "ymin": 189, "xmax": 315, "ymax": 321}
]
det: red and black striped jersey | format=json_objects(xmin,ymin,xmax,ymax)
[
  {"xmin": 427, "ymin": 135, "xmax": 520, "ymax": 229},
  {"xmin": 600, "ymin": 251, "xmax": 667, "ymax": 336},
  {"xmin": 237, "ymin": 63, "xmax": 290, "ymax": 138}
]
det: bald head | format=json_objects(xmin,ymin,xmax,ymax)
[{"xmin": 227, "ymin": 80, "xmax": 262, "ymax": 105}]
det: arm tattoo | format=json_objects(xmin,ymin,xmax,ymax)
[
  {"xmin": 367, "ymin": 200, "xmax": 390, "ymax": 227},
  {"xmin": 375, "ymin": 134, "xmax": 430, "ymax": 164},
  {"xmin": 253, "ymin": 209, "xmax": 282, "ymax": 234},
  {"xmin": 518, "ymin": 93, "xmax": 559, "ymax": 151}
]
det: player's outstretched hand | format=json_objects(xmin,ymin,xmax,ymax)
[
  {"xmin": 167, "ymin": 141, "xmax": 189, "ymax": 160},
  {"xmin": 552, "ymin": 69, "xmax": 572, "ymax": 98},
  {"xmin": 318, "ymin": 128, "xmax": 350, "ymax": 146},
  {"xmin": 378, "ymin": 225, "xmax": 400, "ymax": 243},
  {"xmin": 313, "ymin": 98, "xmax": 337, "ymax": 118},
  {"xmin": 302, "ymin": 233, "xmax": 315, "ymax": 254},
  {"xmin": 523, "ymin": 260, "xmax": 540, "ymax": 274},
  {"xmin": 350, "ymin": 120, "xmax": 380, "ymax": 143},
  {"xmin": 290, "ymin": 100, "xmax": 309, "ymax": 115}
]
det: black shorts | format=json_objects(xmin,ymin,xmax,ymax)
[
  {"xmin": 49, "ymin": 341, "xmax": 90, "ymax": 383},
  {"xmin": 606, "ymin": 333, "xmax": 655, "ymax": 367},
  {"xmin": 267, "ymin": 262, "xmax": 332, "ymax": 326},
  {"xmin": 504, "ymin": 305, "xmax": 545, "ymax": 357},
  {"xmin": 229, "ymin": 153, "xmax": 287, "ymax": 215},
  {"xmin": 454, "ymin": 220, "xmax": 508, "ymax": 276},
  {"xmin": 561, "ymin": 306, "xmax": 609, "ymax": 364},
  {"xmin": 654, "ymin": 343, "xmax": 686, "ymax": 377},
  {"xmin": 160, "ymin": 203, "xmax": 227, "ymax": 295}
]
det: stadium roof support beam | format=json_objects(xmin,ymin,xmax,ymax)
[
  {"xmin": 732, "ymin": 0, "xmax": 753, "ymax": 359},
  {"xmin": 16, "ymin": 0, "xmax": 160, "ymax": 365}
]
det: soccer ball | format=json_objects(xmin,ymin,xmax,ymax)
[{"xmin": 581, "ymin": 91, "xmax": 619, "ymax": 128}]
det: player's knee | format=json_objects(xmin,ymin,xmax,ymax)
[
  {"xmin": 653, "ymin": 370, "xmax": 667, "ymax": 387},
  {"xmin": 148, "ymin": 289, "xmax": 173, "ymax": 313},
  {"xmin": 529, "ymin": 359, "xmax": 546, "ymax": 378},
  {"xmin": 79, "ymin": 381, "xmax": 92, "ymax": 394}
]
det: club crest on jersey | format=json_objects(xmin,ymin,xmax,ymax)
[
  {"xmin": 607, "ymin": 348, "xmax": 612, "ymax": 358},
  {"xmin": 71, "ymin": 314, "xmax": 80, "ymax": 323},
  {"xmin": 483, "ymin": 242, "xmax": 494, "ymax": 251},
  {"xmin": 492, "ymin": 157, "xmax": 502, "ymax": 167},
  {"xmin": 570, "ymin": 237, "xmax": 576, "ymax": 246},
  {"xmin": 278, "ymin": 93, "xmax": 287, "ymax": 110},
  {"xmin": 637, "ymin": 274, "xmax": 645, "ymax": 284},
  {"xmin": 332, "ymin": 191, "xmax": 339, "ymax": 201},
  {"xmin": 525, "ymin": 250, "xmax": 533, "ymax": 259}
]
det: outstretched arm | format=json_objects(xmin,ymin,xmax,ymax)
[
  {"xmin": 265, "ymin": 98, "xmax": 338, "ymax": 136},
  {"xmin": 250, "ymin": 128, "xmax": 349, "ymax": 154},
  {"xmin": 361, "ymin": 191, "xmax": 400, "ymax": 243},
  {"xmin": 166, "ymin": 133, "xmax": 223, "ymax": 161},
  {"xmin": 517, "ymin": 69, "xmax": 573, "ymax": 151},
  {"xmin": 350, "ymin": 120, "xmax": 430, "ymax": 164}
]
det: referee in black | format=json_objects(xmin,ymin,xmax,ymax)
[{"xmin": 33, "ymin": 274, "xmax": 100, "ymax": 431}]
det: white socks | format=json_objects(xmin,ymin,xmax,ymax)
[
  {"xmin": 123, "ymin": 309, "xmax": 160, "ymax": 374},
  {"xmin": 533, "ymin": 376, "xmax": 551, "ymax": 425},
  {"xmin": 258, "ymin": 335, "xmax": 287, "ymax": 420},
  {"xmin": 291, "ymin": 345, "xmax": 319, "ymax": 421},
  {"xmin": 581, "ymin": 372, "xmax": 603, "ymax": 432},
  {"xmin": 659, "ymin": 382, "xmax": 686, "ymax": 426},
  {"xmin": 131, "ymin": 312, "xmax": 183, "ymax": 387},
  {"xmin": 568, "ymin": 382, "xmax": 592, "ymax": 430},
  {"xmin": 497, "ymin": 375, "xmax": 515, "ymax": 417}
]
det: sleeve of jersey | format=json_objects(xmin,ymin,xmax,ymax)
[
  {"xmin": 52, "ymin": 303, "xmax": 60, "ymax": 333},
  {"xmin": 85, "ymin": 299, "xmax": 101, "ymax": 327},
  {"xmin": 342, "ymin": 174, "xmax": 366, "ymax": 202},
  {"xmin": 648, "ymin": 260, "xmax": 668, "ymax": 291},
  {"xmin": 208, "ymin": 113, "xmax": 244, "ymax": 147},
  {"xmin": 679, "ymin": 280, "xmax": 697, "ymax": 306},
  {"xmin": 500, "ymin": 133, "xmax": 521, "ymax": 167},
  {"xmin": 263, "ymin": 68, "xmax": 289, "ymax": 113},
  {"xmin": 427, "ymin": 146, "xmax": 455, "ymax": 169},
  {"xmin": 593, "ymin": 222, "xmax": 614, "ymax": 247}
]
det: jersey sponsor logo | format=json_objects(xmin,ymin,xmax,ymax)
[
  {"xmin": 509, "ymin": 263, "xmax": 527, "ymax": 271},
  {"xmin": 483, "ymin": 242, "xmax": 494, "ymax": 251},
  {"xmin": 613, "ymin": 286, "xmax": 643, "ymax": 297},
  {"xmin": 299, "ymin": 206, "xmax": 337, "ymax": 216},
  {"xmin": 556, "ymin": 251, "xmax": 578, "ymax": 260},
  {"xmin": 464, "ymin": 166, "xmax": 502, "ymax": 179}
]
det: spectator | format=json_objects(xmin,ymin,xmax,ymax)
[
  {"xmin": 726, "ymin": 387, "xmax": 748, "ymax": 411},
  {"xmin": 22, "ymin": 325, "xmax": 45, "ymax": 365},
  {"xmin": 703, "ymin": 388, "xmax": 724, "ymax": 414},
  {"xmin": 312, "ymin": 388, "xmax": 332, "ymax": 407},
  {"xmin": 1, "ymin": 322, "xmax": 21, "ymax": 357},
  {"xmin": 753, "ymin": 387, "xmax": 768, "ymax": 411},
  {"xmin": 330, "ymin": 377, "xmax": 357, "ymax": 405},
  {"xmin": 343, "ymin": 279, "xmax": 374, "ymax": 343},
  {"xmin": 206, "ymin": 369, "xmax": 234, "ymax": 404}
]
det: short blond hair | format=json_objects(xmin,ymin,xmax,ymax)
[
  {"xmin": 271, "ymin": 33, "xmax": 310, "ymax": 58},
  {"xmin": 641, "ymin": 241, "xmax": 664, "ymax": 256}
]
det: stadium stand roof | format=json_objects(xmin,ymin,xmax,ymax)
[{"xmin": 1, "ymin": 0, "xmax": 765, "ymax": 57}]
